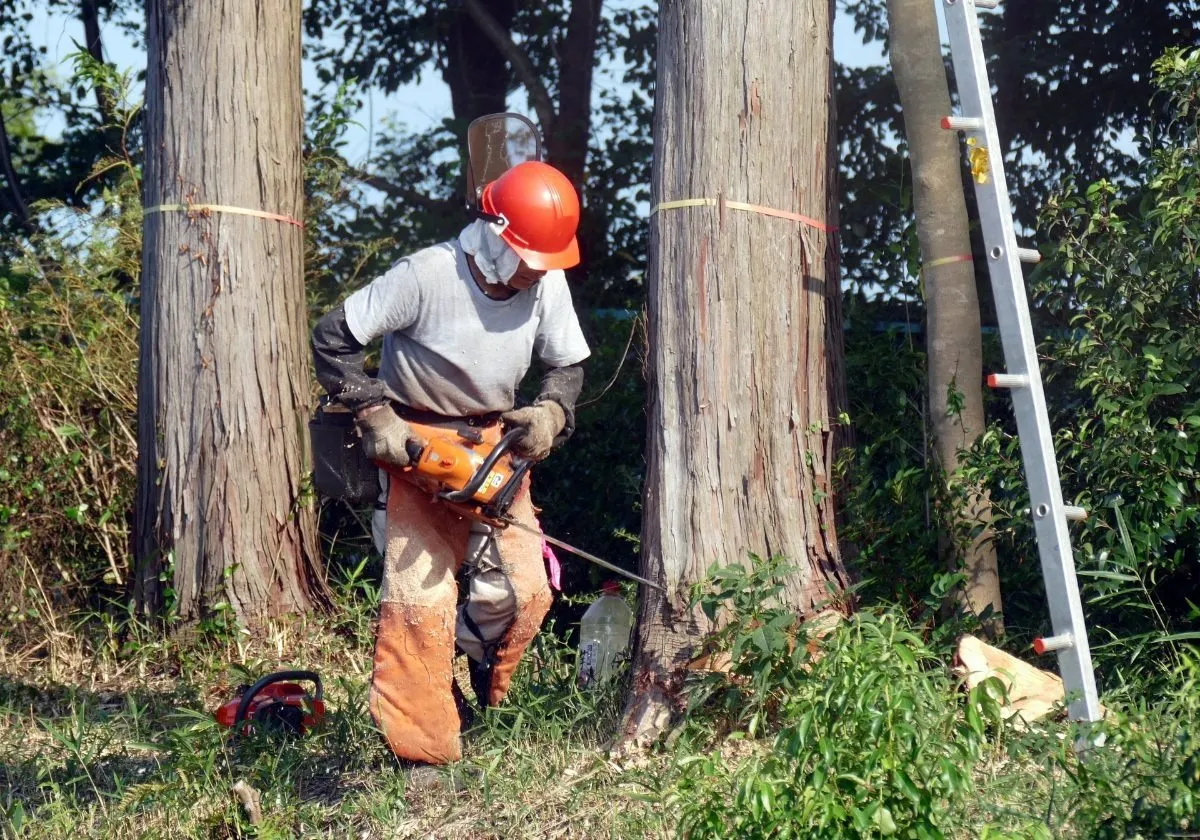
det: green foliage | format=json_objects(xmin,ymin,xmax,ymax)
[
  {"xmin": 838, "ymin": 327, "xmax": 941, "ymax": 606},
  {"xmin": 969, "ymin": 650, "xmax": 1200, "ymax": 838},
  {"xmin": 673, "ymin": 561, "xmax": 1004, "ymax": 839},
  {"xmin": 533, "ymin": 313, "xmax": 646, "ymax": 600},
  {"xmin": 0, "ymin": 58, "xmax": 143, "ymax": 648},
  {"xmin": 683, "ymin": 557, "xmax": 811, "ymax": 735}
]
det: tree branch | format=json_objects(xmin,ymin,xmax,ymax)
[
  {"xmin": 0, "ymin": 106, "xmax": 32, "ymax": 231},
  {"xmin": 461, "ymin": 0, "xmax": 557, "ymax": 133},
  {"xmin": 344, "ymin": 164, "xmax": 446, "ymax": 211}
]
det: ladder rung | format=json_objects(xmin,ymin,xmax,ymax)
[
  {"xmin": 941, "ymin": 115, "xmax": 983, "ymax": 131},
  {"xmin": 974, "ymin": 0, "xmax": 1000, "ymax": 9},
  {"xmin": 986, "ymin": 373, "xmax": 1029, "ymax": 389},
  {"xmin": 1018, "ymin": 247, "xmax": 1042, "ymax": 264},
  {"xmin": 1033, "ymin": 633, "xmax": 1073, "ymax": 655},
  {"xmin": 1063, "ymin": 505, "xmax": 1088, "ymax": 521}
]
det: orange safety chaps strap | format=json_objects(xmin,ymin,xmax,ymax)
[
  {"xmin": 369, "ymin": 428, "xmax": 553, "ymax": 764},
  {"xmin": 483, "ymin": 482, "xmax": 553, "ymax": 706}
]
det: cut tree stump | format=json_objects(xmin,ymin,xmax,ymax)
[{"xmin": 954, "ymin": 635, "xmax": 1106, "ymax": 728}]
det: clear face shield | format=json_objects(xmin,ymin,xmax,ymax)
[{"xmin": 464, "ymin": 112, "xmax": 543, "ymax": 222}]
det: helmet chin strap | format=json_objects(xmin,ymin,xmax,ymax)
[{"xmin": 466, "ymin": 207, "xmax": 507, "ymax": 228}]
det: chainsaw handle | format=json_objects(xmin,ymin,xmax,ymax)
[
  {"xmin": 405, "ymin": 438, "xmax": 425, "ymax": 463},
  {"xmin": 440, "ymin": 427, "xmax": 525, "ymax": 503},
  {"xmin": 232, "ymin": 670, "xmax": 323, "ymax": 730}
]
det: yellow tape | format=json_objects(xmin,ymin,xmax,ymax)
[
  {"xmin": 923, "ymin": 254, "xmax": 974, "ymax": 269},
  {"xmin": 144, "ymin": 203, "xmax": 303, "ymax": 228},
  {"xmin": 651, "ymin": 197, "xmax": 836, "ymax": 233}
]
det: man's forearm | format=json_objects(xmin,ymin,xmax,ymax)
[
  {"xmin": 536, "ymin": 363, "xmax": 584, "ymax": 444},
  {"xmin": 311, "ymin": 303, "xmax": 387, "ymax": 411}
]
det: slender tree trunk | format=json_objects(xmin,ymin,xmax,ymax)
[
  {"xmin": 443, "ymin": 0, "xmax": 515, "ymax": 127},
  {"xmin": 887, "ymin": 0, "xmax": 1001, "ymax": 632},
  {"xmin": 0, "ymin": 107, "xmax": 31, "ymax": 230},
  {"xmin": 622, "ymin": 0, "xmax": 850, "ymax": 744},
  {"xmin": 136, "ymin": 0, "xmax": 327, "ymax": 623},
  {"xmin": 546, "ymin": 0, "xmax": 601, "ymax": 190},
  {"xmin": 79, "ymin": 0, "xmax": 113, "ymax": 122}
]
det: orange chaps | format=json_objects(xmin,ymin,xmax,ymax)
[{"xmin": 368, "ymin": 454, "xmax": 552, "ymax": 764}]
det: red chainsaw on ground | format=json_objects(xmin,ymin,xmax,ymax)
[{"xmin": 214, "ymin": 671, "xmax": 326, "ymax": 738}]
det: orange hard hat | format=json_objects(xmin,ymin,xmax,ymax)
[{"xmin": 480, "ymin": 161, "xmax": 581, "ymax": 271}]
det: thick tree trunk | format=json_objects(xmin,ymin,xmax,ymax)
[
  {"xmin": 443, "ymin": 0, "xmax": 515, "ymax": 127},
  {"xmin": 136, "ymin": 0, "xmax": 326, "ymax": 623},
  {"xmin": 546, "ymin": 0, "xmax": 601, "ymax": 191},
  {"xmin": 622, "ymin": 0, "xmax": 850, "ymax": 744},
  {"xmin": 887, "ymin": 0, "xmax": 1001, "ymax": 632}
]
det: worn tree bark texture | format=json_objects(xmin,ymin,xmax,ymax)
[
  {"xmin": 888, "ymin": 0, "xmax": 1001, "ymax": 633},
  {"xmin": 622, "ymin": 0, "xmax": 850, "ymax": 743},
  {"xmin": 136, "ymin": 0, "xmax": 326, "ymax": 622}
]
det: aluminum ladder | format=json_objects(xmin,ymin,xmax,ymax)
[{"xmin": 940, "ymin": 0, "xmax": 1103, "ymax": 724}]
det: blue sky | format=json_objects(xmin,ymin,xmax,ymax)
[{"xmin": 29, "ymin": 3, "xmax": 890, "ymax": 166}]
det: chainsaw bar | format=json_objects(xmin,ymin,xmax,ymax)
[{"xmin": 499, "ymin": 515, "xmax": 665, "ymax": 593}]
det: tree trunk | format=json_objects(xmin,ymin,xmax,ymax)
[
  {"xmin": 0, "ymin": 107, "xmax": 31, "ymax": 230},
  {"xmin": 136, "ymin": 0, "xmax": 327, "ymax": 623},
  {"xmin": 79, "ymin": 0, "xmax": 113, "ymax": 123},
  {"xmin": 546, "ymin": 0, "xmax": 601, "ymax": 191},
  {"xmin": 887, "ymin": 0, "xmax": 1001, "ymax": 633},
  {"xmin": 622, "ymin": 0, "xmax": 850, "ymax": 744},
  {"xmin": 547, "ymin": 0, "xmax": 602, "ymax": 285},
  {"xmin": 443, "ymin": 0, "xmax": 516, "ymax": 128}
]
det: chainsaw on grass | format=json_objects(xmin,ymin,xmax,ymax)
[
  {"xmin": 214, "ymin": 671, "xmax": 326, "ymax": 738},
  {"xmin": 395, "ymin": 421, "xmax": 664, "ymax": 592}
]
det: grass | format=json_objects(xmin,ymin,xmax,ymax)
[
  {"xmin": 1, "ymin": 562, "xmax": 1196, "ymax": 839},
  {"xmin": 0, "ymin": 590, "xmax": 671, "ymax": 839}
]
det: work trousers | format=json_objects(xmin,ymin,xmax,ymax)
[{"xmin": 368, "ymin": 428, "xmax": 552, "ymax": 764}]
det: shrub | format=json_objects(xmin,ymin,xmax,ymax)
[{"xmin": 673, "ymin": 560, "xmax": 1004, "ymax": 839}]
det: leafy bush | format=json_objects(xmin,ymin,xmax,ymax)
[
  {"xmin": 673, "ymin": 560, "xmax": 1004, "ymax": 839},
  {"xmin": 969, "ymin": 649, "xmax": 1200, "ymax": 839},
  {"xmin": 837, "ymin": 327, "xmax": 942, "ymax": 609},
  {"xmin": 0, "ymin": 61, "xmax": 143, "ymax": 649}
]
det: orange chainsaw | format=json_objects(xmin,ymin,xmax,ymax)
[
  {"xmin": 396, "ymin": 421, "xmax": 531, "ymax": 527},
  {"xmin": 392, "ymin": 421, "xmax": 663, "ymax": 591}
]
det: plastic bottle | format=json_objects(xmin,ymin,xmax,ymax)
[{"xmin": 577, "ymin": 581, "xmax": 634, "ymax": 688}]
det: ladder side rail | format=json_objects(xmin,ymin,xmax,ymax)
[{"xmin": 942, "ymin": 0, "xmax": 1102, "ymax": 723}]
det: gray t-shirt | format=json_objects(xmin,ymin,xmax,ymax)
[{"xmin": 343, "ymin": 241, "xmax": 591, "ymax": 417}]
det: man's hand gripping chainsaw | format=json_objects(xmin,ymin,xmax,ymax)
[{"xmin": 384, "ymin": 421, "xmax": 663, "ymax": 591}]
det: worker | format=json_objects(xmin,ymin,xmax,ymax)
[{"xmin": 311, "ymin": 160, "xmax": 590, "ymax": 765}]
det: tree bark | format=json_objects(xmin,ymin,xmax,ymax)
[
  {"xmin": 622, "ymin": 0, "xmax": 850, "ymax": 744},
  {"xmin": 887, "ymin": 0, "xmax": 1001, "ymax": 632},
  {"xmin": 136, "ymin": 0, "xmax": 327, "ymax": 623}
]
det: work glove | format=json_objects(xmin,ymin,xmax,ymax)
[
  {"xmin": 501, "ymin": 400, "xmax": 566, "ymax": 462},
  {"xmin": 356, "ymin": 405, "xmax": 415, "ymax": 468}
]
